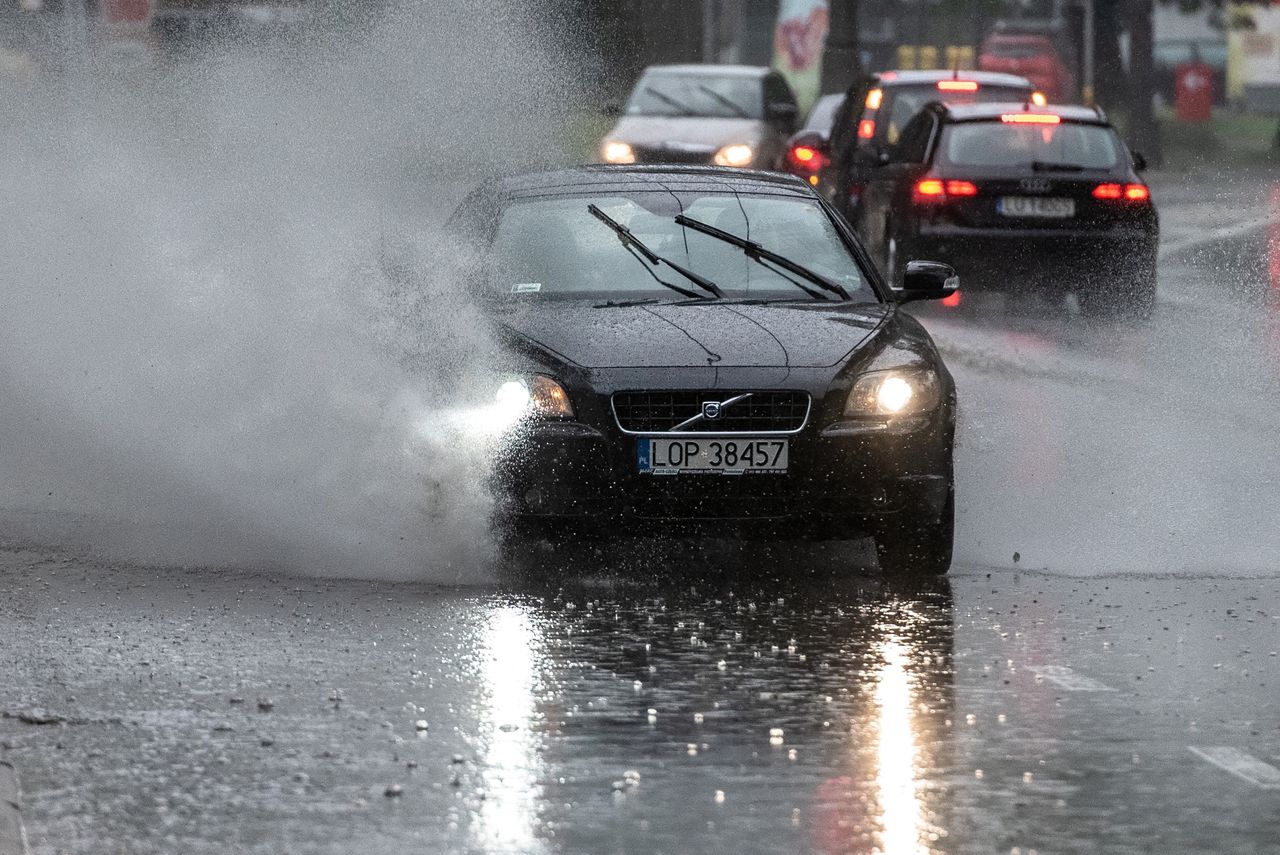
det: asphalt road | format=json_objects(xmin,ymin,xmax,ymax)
[{"xmin": 2, "ymin": 172, "xmax": 1279, "ymax": 854}]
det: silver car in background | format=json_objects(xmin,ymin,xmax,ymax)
[{"xmin": 599, "ymin": 64, "xmax": 800, "ymax": 171}]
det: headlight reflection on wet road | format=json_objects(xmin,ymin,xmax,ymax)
[
  {"xmin": 474, "ymin": 604, "xmax": 549, "ymax": 853},
  {"xmin": 873, "ymin": 639, "xmax": 929, "ymax": 855}
]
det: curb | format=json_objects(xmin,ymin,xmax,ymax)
[{"xmin": 0, "ymin": 762, "xmax": 28, "ymax": 855}]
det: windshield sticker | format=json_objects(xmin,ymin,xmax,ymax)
[{"xmin": 511, "ymin": 282, "xmax": 542, "ymax": 294}]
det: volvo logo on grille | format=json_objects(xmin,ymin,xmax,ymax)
[
  {"xmin": 1020, "ymin": 177, "xmax": 1051, "ymax": 193},
  {"xmin": 701, "ymin": 401, "xmax": 722, "ymax": 420}
]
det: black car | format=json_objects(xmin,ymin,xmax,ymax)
[
  {"xmin": 816, "ymin": 70, "xmax": 1040, "ymax": 219},
  {"xmin": 854, "ymin": 102, "xmax": 1159, "ymax": 317},
  {"xmin": 445, "ymin": 166, "xmax": 960, "ymax": 575}
]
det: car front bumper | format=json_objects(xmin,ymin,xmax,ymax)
[{"xmin": 490, "ymin": 412, "xmax": 953, "ymax": 541}]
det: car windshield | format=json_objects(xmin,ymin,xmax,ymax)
[
  {"xmin": 486, "ymin": 191, "xmax": 872, "ymax": 301},
  {"xmin": 625, "ymin": 71, "xmax": 763, "ymax": 119},
  {"xmin": 882, "ymin": 84, "xmax": 1032, "ymax": 143},
  {"xmin": 942, "ymin": 120, "xmax": 1122, "ymax": 169}
]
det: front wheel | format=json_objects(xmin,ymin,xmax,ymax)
[{"xmin": 873, "ymin": 488, "xmax": 954, "ymax": 576}]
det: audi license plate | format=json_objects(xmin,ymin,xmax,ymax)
[
  {"xmin": 637, "ymin": 437, "xmax": 788, "ymax": 475},
  {"xmin": 998, "ymin": 196, "xmax": 1075, "ymax": 218}
]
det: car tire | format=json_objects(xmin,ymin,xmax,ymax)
[{"xmin": 873, "ymin": 486, "xmax": 954, "ymax": 577}]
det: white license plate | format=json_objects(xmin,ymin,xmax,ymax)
[
  {"xmin": 998, "ymin": 196, "xmax": 1075, "ymax": 218},
  {"xmin": 637, "ymin": 437, "xmax": 788, "ymax": 475}
]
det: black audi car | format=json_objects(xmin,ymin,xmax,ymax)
[
  {"xmin": 445, "ymin": 166, "xmax": 959, "ymax": 575},
  {"xmin": 854, "ymin": 102, "xmax": 1159, "ymax": 316}
]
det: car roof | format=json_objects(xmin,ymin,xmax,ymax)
[
  {"xmin": 488, "ymin": 166, "xmax": 815, "ymax": 200},
  {"xmin": 642, "ymin": 64, "xmax": 771, "ymax": 79},
  {"xmin": 940, "ymin": 102, "xmax": 1109, "ymax": 124},
  {"xmin": 873, "ymin": 69, "xmax": 1033, "ymax": 88}
]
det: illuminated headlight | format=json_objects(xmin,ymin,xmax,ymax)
[
  {"xmin": 713, "ymin": 143, "xmax": 754, "ymax": 167},
  {"xmin": 844, "ymin": 369, "xmax": 941, "ymax": 417},
  {"xmin": 494, "ymin": 375, "xmax": 575, "ymax": 426},
  {"xmin": 601, "ymin": 141, "xmax": 636, "ymax": 164}
]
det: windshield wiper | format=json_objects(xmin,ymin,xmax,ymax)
[
  {"xmin": 673, "ymin": 215, "xmax": 851, "ymax": 301},
  {"xmin": 1030, "ymin": 160, "xmax": 1086, "ymax": 172},
  {"xmin": 695, "ymin": 84, "xmax": 750, "ymax": 118},
  {"xmin": 593, "ymin": 298, "xmax": 661, "ymax": 308},
  {"xmin": 588, "ymin": 205, "xmax": 724, "ymax": 300},
  {"xmin": 642, "ymin": 86, "xmax": 697, "ymax": 117}
]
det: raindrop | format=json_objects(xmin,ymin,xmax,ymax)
[
  {"xmin": 1022, "ymin": 772, "xmax": 1034, "ymax": 784},
  {"xmin": 693, "ymin": 713, "xmax": 704, "ymax": 724},
  {"xmin": 965, "ymin": 714, "xmax": 976, "ymax": 725},
  {"xmin": 975, "ymin": 769, "xmax": 984, "ymax": 779},
  {"xmin": 687, "ymin": 743, "xmax": 698, "ymax": 756},
  {"xmin": 633, "ymin": 680, "xmax": 643, "ymax": 691},
  {"xmin": 716, "ymin": 660, "xmax": 727, "ymax": 671},
  {"xmin": 714, "ymin": 790, "xmax": 726, "ymax": 804},
  {"xmin": 787, "ymin": 748, "xmax": 797, "ymax": 761},
  {"xmin": 647, "ymin": 708, "xmax": 658, "ymax": 723},
  {"xmin": 415, "ymin": 719, "xmax": 429, "ymax": 732},
  {"xmin": 997, "ymin": 714, "xmax": 1007, "ymax": 724},
  {"xmin": 256, "ymin": 699, "xmax": 274, "ymax": 713},
  {"xmin": 384, "ymin": 784, "xmax": 402, "ymax": 798}
]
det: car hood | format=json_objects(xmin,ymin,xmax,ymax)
[
  {"xmin": 606, "ymin": 116, "xmax": 765, "ymax": 151},
  {"xmin": 497, "ymin": 301, "xmax": 891, "ymax": 369}
]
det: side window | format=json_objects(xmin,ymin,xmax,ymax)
[{"xmin": 893, "ymin": 113, "xmax": 936, "ymax": 164}]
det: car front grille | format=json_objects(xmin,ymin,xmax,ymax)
[
  {"xmin": 631, "ymin": 146, "xmax": 715, "ymax": 166},
  {"xmin": 612, "ymin": 391, "xmax": 811, "ymax": 434}
]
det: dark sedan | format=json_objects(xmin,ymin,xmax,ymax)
[
  {"xmin": 446, "ymin": 166, "xmax": 960, "ymax": 576},
  {"xmin": 855, "ymin": 102, "xmax": 1159, "ymax": 317}
]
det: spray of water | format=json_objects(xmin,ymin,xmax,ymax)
[{"xmin": 0, "ymin": 1, "xmax": 587, "ymax": 580}]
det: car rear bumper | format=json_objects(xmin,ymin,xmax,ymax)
[
  {"xmin": 913, "ymin": 224, "xmax": 1157, "ymax": 289},
  {"xmin": 490, "ymin": 413, "xmax": 954, "ymax": 541}
]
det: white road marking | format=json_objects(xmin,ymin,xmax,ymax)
[
  {"xmin": 1158, "ymin": 213, "xmax": 1274, "ymax": 261},
  {"xmin": 1189, "ymin": 746, "xmax": 1280, "ymax": 790},
  {"xmin": 1027, "ymin": 665, "xmax": 1116, "ymax": 692}
]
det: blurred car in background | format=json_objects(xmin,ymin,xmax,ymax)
[
  {"xmin": 821, "ymin": 70, "xmax": 1039, "ymax": 220},
  {"xmin": 979, "ymin": 32, "xmax": 1075, "ymax": 101},
  {"xmin": 152, "ymin": 0, "xmax": 312, "ymax": 44},
  {"xmin": 854, "ymin": 102, "xmax": 1158, "ymax": 318},
  {"xmin": 599, "ymin": 64, "xmax": 800, "ymax": 171},
  {"xmin": 781, "ymin": 92, "xmax": 843, "ymax": 191}
]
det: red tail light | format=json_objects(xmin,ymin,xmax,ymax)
[
  {"xmin": 787, "ymin": 144, "xmax": 828, "ymax": 175},
  {"xmin": 937, "ymin": 80, "xmax": 979, "ymax": 92},
  {"xmin": 1093, "ymin": 183, "xmax": 1150, "ymax": 202},
  {"xmin": 1124, "ymin": 184, "xmax": 1150, "ymax": 201},
  {"xmin": 857, "ymin": 119, "xmax": 876, "ymax": 139},
  {"xmin": 913, "ymin": 178, "xmax": 978, "ymax": 204}
]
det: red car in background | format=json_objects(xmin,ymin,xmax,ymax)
[{"xmin": 979, "ymin": 34, "xmax": 1075, "ymax": 102}]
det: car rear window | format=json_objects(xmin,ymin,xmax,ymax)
[
  {"xmin": 487, "ymin": 192, "xmax": 872, "ymax": 302},
  {"xmin": 882, "ymin": 84, "xmax": 1032, "ymax": 143},
  {"xmin": 802, "ymin": 94, "xmax": 842, "ymax": 134},
  {"xmin": 984, "ymin": 39, "xmax": 1054, "ymax": 59},
  {"xmin": 941, "ymin": 120, "xmax": 1122, "ymax": 170}
]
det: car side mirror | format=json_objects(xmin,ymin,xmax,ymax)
[
  {"xmin": 1131, "ymin": 150, "xmax": 1147, "ymax": 171},
  {"xmin": 602, "ymin": 101, "xmax": 623, "ymax": 118},
  {"xmin": 893, "ymin": 260, "xmax": 959, "ymax": 303}
]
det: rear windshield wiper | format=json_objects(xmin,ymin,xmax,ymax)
[
  {"xmin": 673, "ymin": 214, "xmax": 851, "ymax": 301},
  {"xmin": 588, "ymin": 205, "xmax": 724, "ymax": 300},
  {"xmin": 1030, "ymin": 160, "xmax": 1086, "ymax": 172}
]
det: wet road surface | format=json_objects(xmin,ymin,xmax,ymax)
[
  {"xmin": 2, "ymin": 171, "xmax": 1279, "ymax": 853},
  {"xmin": 1, "ymin": 551, "xmax": 1278, "ymax": 854}
]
